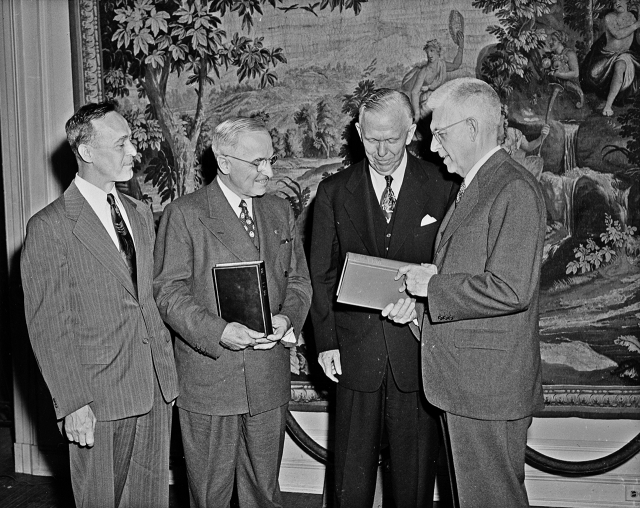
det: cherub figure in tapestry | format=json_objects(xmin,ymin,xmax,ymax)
[
  {"xmin": 580, "ymin": 0, "xmax": 640, "ymax": 116},
  {"xmin": 498, "ymin": 105, "xmax": 550, "ymax": 180},
  {"xmin": 544, "ymin": 30, "xmax": 585, "ymax": 109}
]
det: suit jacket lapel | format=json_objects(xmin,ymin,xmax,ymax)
[
  {"xmin": 434, "ymin": 150, "xmax": 506, "ymax": 262},
  {"xmin": 254, "ymin": 198, "xmax": 280, "ymax": 264},
  {"xmin": 67, "ymin": 183, "xmax": 138, "ymax": 298},
  {"xmin": 253, "ymin": 197, "xmax": 285, "ymax": 301},
  {"xmin": 344, "ymin": 161, "xmax": 379, "ymax": 256},
  {"xmin": 200, "ymin": 180, "xmax": 259, "ymax": 262},
  {"xmin": 387, "ymin": 155, "xmax": 429, "ymax": 258}
]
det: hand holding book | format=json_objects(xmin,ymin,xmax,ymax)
[
  {"xmin": 253, "ymin": 314, "xmax": 294, "ymax": 350},
  {"xmin": 396, "ymin": 262, "xmax": 438, "ymax": 297},
  {"xmin": 220, "ymin": 322, "xmax": 267, "ymax": 351}
]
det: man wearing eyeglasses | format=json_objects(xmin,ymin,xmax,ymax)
[
  {"xmin": 310, "ymin": 89, "xmax": 457, "ymax": 508},
  {"xmin": 153, "ymin": 117, "xmax": 312, "ymax": 508},
  {"xmin": 389, "ymin": 78, "xmax": 546, "ymax": 508}
]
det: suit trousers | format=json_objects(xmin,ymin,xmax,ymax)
[
  {"xmin": 446, "ymin": 413, "xmax": 532, "ymax": 508},
  {"xmin": 178, "ymin": 404, "xmax": 287, "ymax": 508},
  {"xmin": 334, "ymin": 364, "xmax": 440, "ymax": 508},
  {"xmin": 68, "ymin": 379, "xmax": 172, "ymax": 508}
]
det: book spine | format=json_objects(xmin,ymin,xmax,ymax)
[{"xmin": 259, "ymin": 264, "xmax": 273, "ymax": 334}]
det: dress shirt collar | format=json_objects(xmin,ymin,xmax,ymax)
[
  {"xmin": 75, "ymin": 173, "xmax": 117, "ymax": 207},
  {"xmin": 463, "ymin": 145, "xmax": 501, "ymax": 189},
  {"xmin": 216, "ymin": 176, "xmax": 253, "ymax": 218},
  {"xmin": 368, "ymin": 150, "xmax": 408, "ymax": 202}
]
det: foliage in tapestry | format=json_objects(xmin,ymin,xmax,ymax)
[
  {"xmin": 100, "ymin": 0, "xmax": 366, "ymax": 203},
  {"xmin": 566, "ymin": 214, "xmax": 638, "ymax": 274}
]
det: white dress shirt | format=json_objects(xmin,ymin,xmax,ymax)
[
  {"xmin": 217, "ymin": 176, "xmax": 254, "ymax": 219},
  {"xmin": 369, "ymin": 150, "xmax": 408, "ymax": 202}
]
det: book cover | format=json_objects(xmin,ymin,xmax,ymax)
[
  {"xmin": 212, "ymin": 260, "xmax": 273, "ymax": 335},
  {"xmin": 336, "ymin": 252, "xmax": 415, "ymax": 310}
]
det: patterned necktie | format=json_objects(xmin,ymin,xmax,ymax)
[
  {"xmin": 107, "ymin": 193, "xmax": 137, "ymax": 285},
  {"xmin": 380, "ymin": 175, "xmax": 396, "ymax": 223},
  {"xmin": 456, "ymin": 181, "xmax": 467, "ymax": 206},
  {"xmin": 239, "ymin": 200, "xmax": 259, "ymax": 249}
]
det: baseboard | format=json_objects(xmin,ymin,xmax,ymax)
[
  {"xmin": 525, "ymin": 440, "xmax": 640, "ymax": 507},
  {"xmin": 14, "ymin": 442, "xmax": 67, "ymax": 476}
]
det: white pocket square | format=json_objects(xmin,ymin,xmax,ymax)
[{"xmin": 420, "ymin": 214, "xmax": 437, "ymax": 226}]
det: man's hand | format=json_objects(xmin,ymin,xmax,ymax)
[
  {"xmin": 396, "ymin": 263, "xmax": 438, "ymax": 297},
  {"xmin": 318, "ymin": 350, "xmax": 342, "ymax": 383},
  {"xmin": 220, "ymin": 322, "xmax": 265, "ymax": 351},
  {"xmin": 254, "ymin": 314, "xmax": 291, "ymax": 350},
  {"xmin": 382, "ymin": 297, "xmax": 417, "ymax": 324},
  {"xmin": 64, "ymin": 404, "xmax": 97, "ymax": 447}
]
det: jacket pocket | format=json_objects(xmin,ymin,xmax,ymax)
[
  {"xmin": 79, "ymin": 345, "xmax": 114, "ymax": 365},
  {"xmin": 454, "ymin": 330, "xmax": 511, "ymax": 351}
]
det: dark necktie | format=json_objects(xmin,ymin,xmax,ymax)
[
  {"xmin": 107, "ymin": 193, "xmax": 137, "ymax": 285},
  {"xmin": 456, "ymin": 181, "xmax": 467, "ymax": 206},
  {"xmin": 239, "ymin": 200, "xmax": 259, "ymax": 249},
  {"xmin": 380, "ymin": 175, "xmax": 396, "ymax": 223}
]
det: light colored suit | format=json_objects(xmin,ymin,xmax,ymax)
[
  {"xmin": 153, "ymin": 179, "xmax": 312, "ymax": 507},
  {"xmin": 21, "ymin": 181, "xmax": 178, "ymax": 507},
  {"xmin": 420, "ymin": 149, "xmax": 546, "ymax": 507}
]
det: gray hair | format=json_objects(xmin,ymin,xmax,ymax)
[
  {"xmin": 426, "ymin": 78, "xmax": 501, "ymax": 133},
  {"xmin": 358, "ymin": 88, "xmax": 413, "ymax": 126},
  {"xmin": 211, "ymin": 117, "xmax": 269, "ymax": 155},
  {"xmin": 65, "ymin": 101, "xmax": 118, "ymax": 157}
]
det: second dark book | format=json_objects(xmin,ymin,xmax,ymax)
[{"xmin": 212, "ymin": 260, "xmax": 273, "ymax": 335}]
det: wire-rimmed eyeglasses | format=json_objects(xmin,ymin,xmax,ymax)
[
  {"xmin": 431, "ymin": 117, "xmax": 473, "ymax": 145},
  {"xmin": 222, "ymin": 154, "xmax": 277, "ymax": 169}
]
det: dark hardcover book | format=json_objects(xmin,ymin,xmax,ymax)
[
  {"xmin": 336, "ymin": 252, "xmax": 415, "ymax": 310},
  {"xmin": 212, "ymin": 260, "xmax": 273, "ymax": 335}
]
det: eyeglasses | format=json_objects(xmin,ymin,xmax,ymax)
[
  {"xmin": 222, "ymin": 154, "xmax": 277, "ymax": 169},
  {"xmin": 431, "ymin": 117, "xmax": 473, "ymax": 145}
]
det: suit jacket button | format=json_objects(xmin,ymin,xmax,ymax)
[{"xmin": 142, "ymin": 337, "xmax": 149, "ymax": 344}]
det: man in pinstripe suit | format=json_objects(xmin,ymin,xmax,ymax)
[{"xmin": 21, "ymin": 102, "xmax": 178, "ymax": 508}]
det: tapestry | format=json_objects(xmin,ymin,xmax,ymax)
[{"xmin": 79, "ymin": 0, "xmax": 640, "ymax": 416}]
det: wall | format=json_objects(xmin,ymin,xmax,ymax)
[
  {"xmin": 281, "ymin": 413, "xmax": 640, "ymax": 507},
  {"xmin": 0, "ymin": 0, "xmax": 76, "ymax": 474}
]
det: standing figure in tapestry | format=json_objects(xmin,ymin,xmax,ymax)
[
  {"xmin": 546, "ymin": 30, "xmax": 585, "ymax": 109},
  {"xmin": 401, "ymin": 34, "xmax": 464, "ymax": 121},
  {"xmin": 580, "ymin": 0, "xmax": 640, "ymax": 116}
]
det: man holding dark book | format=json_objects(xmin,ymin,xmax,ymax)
[
  {"xmin": 309, "ymin": 88, "xmax": 457, "ymax": 508},
  {"xmin": 153, "ymin": 117, "xmax": 312, "ymax": 508}
]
